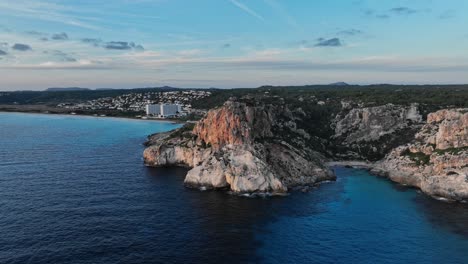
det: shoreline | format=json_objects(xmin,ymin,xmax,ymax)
[
  {"xmin": 326, "ymin": 160, "xmax": 374, "ymax": 169},
  {"xmin": 327, "ymin": 160, "xmax": 466, "ymax": 203},
  {"xmin": 0, "ymin": 110, "xmax": 187, "ymax": 124}
]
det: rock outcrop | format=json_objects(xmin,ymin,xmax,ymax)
[
  {"xmin": 332, "ymin": 103, "xmax": 423, "ymax": 161},
  {"xmin": 144, "ymin": 99, "xmax": 335, "ymax": 194},
  {"xmin": 373, "ymin": 109, "xmax": 468, "ymax": 201},
  {"xmin": 144, "ymin": 97, "xmax": 467, "ymax": 201}
]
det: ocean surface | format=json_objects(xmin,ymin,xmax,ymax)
[{"xmin": 1, "ymin": 112, "xmax": 467, "ymax": 264}]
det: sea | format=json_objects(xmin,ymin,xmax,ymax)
[{"xmin": 1, "ymin": 112, "xmax": 467, "ymax": 264}]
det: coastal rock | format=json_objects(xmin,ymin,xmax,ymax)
[
  {"xmin": 143, "ymin": 131, "xmax": 211, "ymax": 168},
  {"xmin": 144, "ymin": 99, "xmax": 335, "ymax": 194},
  {"xmin": 332, "ymin": 103, "xmax": 423, "ymax": 160},
  {"xmin": 192, "ymin": 100, "xmax": 274, "ymax": 149},
  {"xmin": 144, "ymin": 97, "xmax": 467, "ymax": 201},
  {"xmin": 374, "ymin": 109, "xmax": 468, "ymax": 201},
  {"xmin": 427, "ymin": 109, "xmax": 468, "ymax": 150}
]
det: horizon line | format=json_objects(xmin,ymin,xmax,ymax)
[{"xmin": 3, "ymin": 82, "xmax": 468, "ymax": 92}]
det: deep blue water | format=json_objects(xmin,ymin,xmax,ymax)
[{"xmin": 1, "ymin": 112, "xmax": 467, "ymax": 264}]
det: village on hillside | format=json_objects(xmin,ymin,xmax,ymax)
[{"xmin": 56, "ymin": 90, "xmax": 211, "ymax": 118}]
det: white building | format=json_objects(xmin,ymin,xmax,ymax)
[
  {"xmin": 161, "ymin": 104, "xmax": 180, "ymax": 117},
  {"xmin": 146, "ymin": 103, "xmax": 181, "ymax": 117},
  {"xmin": 146, "ymin": 104, "xmax": 161, "ymax": 116}
]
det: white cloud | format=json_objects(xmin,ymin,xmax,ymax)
[
  {"xmin": 263, "ymin": 0, "xmax": 300, "ymax": 30},
  {"xmin": 0, "ymin": 0, "xmax": 100, "ymax": 30},
  {"xmin": 252, "ymin": 49, "xmax": 284, "ymax": 57},
  {"xmin": 228, "ymin": 0, "xmax": 265, "ymax": 21},
  {"xmin": 177, "ymin": 49, "xmax": 204, "ymax": 57}
]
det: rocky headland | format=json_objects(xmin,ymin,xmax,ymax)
[
  {"xmin": 144, "ymin": 99, "xmax": 335, "ymax": 195},
  {"xmin": 143, "ymin": 97, "xmax": 467, "ymax": 201},
  {"xmin": 372, "ymin": 109, "xmax": 468, "ymax": 201}
]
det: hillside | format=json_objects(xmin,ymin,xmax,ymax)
[{"xmin": 144, "ymin": 90, "xmax": 468, "ymax": 201}]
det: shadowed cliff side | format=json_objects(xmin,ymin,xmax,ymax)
[
  {"xmin": 143, "ymin": 94, "xmax": 467, "ymax": 201},
  {"xmin": 143, "ymin": 99, "xmax": 335, "ymax": 194},
  {"xmin": 372, "ymin": 109, "xmax": 468, "ymax": 202},
  {"xmin": 330, "ymin": 103, "xmax": 424, "ymax": 161}
]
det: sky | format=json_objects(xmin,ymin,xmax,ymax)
[{"xmin": 0, "ymin": 0, "xmax": 468, "ymax": 90}]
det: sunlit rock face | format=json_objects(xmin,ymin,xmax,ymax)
[
  {"xmin": 144, "ymin": 99, "xmax": 335, "ymax": 194},
  {"xmin": 373, "ymin": 109, "xmax": 468, "ymax": 202},
  {"xmin": 144, "ymin": 97, "xmax": 467, "ymax": 201},
  {"xmin": 427, "ymin": 109, "xmax": 468, "ymax": 150}
]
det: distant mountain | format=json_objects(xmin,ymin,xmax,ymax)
[
  {"xmin": 159, "ymin": 86, "xmax": 179, "ymax": 89},
  {"xmin": 44, "ymin": 86, "xmax": 186, "ymax": 92},
  {"xmin": 136, "ymin": 86, "xmax": 180, "ymax": 90},
  {"xmin": 328, "ymin": 82, "xmax": 350, "ymax": 86},
  {"xmin": 46, "ymin": 87, "xmax": 91, "ymax": 92},
  {"xmin": 95, "ymin": 88, "xmax": 115, "ymax": 91}
]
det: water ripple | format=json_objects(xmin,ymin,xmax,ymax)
[{"xmin": 0, "ymin": 113, "xmax": 467, "ymax": 264}]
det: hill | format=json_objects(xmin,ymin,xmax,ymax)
[
  {"xmin": 46, "ymin": 87, "xmax": 91, "ymax": 92},
  {"xmin": 328, "ymin": 82, "xmax": 350, "ymax": 86}
]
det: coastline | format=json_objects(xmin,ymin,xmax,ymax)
[
  {"xmin": 3, "ymin": 112, "xmax": 468, "ymax": 263},
  {"xmin": 326, "ymin": 161, "xmax": 374, "ymax": 169},
  {"xmin": 0, "ymin": 109, "xmax": 186, "ymax": 124},
  {"xmin": 327, "ymin": 160, "xmax": 467, "ymax": 203}
]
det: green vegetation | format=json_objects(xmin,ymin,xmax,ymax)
[
  {"xmin": 190, "ymin": 85, "xmax": 468, "ymax": 160},
  {"xmin": 2, "ymin": 85, "xmax": 467, "ymax": 161},
  {"xmin": 428, "ymin": 143, "xmax": 437, "ymax": 149},
  {"xmin": 192, "ymin": 85, "xmax": 468, "ymax": 116},
  {"xmin": 3, "ymin": 85, "xmax": 467, "ymax": 121},
  {"xmin": 176, "ymin": 112, "xmax": 205, "ymax": 121},
  {"xmin": 434, "ymin": 146, "xmax": 468, "ymax": 155},
  {"xmin": 200, "ymin": 141, "xmax": 212, "ymax": 149},
  {"xmin": 167, "ymin": 123, "xmax": 196, "ymax": 140},
  {"xmin": 0, "ymin": 87, "xmax": 182, "ymax": 104},
  {"xmin": 402, "ymin": 149, "xmax": 431, "ymax": 165},
  {"xmin": 3, "ymin": 85, "xmax": 467, "ymax": 114}
]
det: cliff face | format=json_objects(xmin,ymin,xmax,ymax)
[
  {"xmin": 192, "ymin": 101, "xmax": 275, "ymax": 149},
  {"xmin": 332, "ymin": 103, "xmax": 423, "ymax": 161},
  {"xmin": 373, "ymin": 109, "xmax": 468, "ymax": 201},
  {"xmin": 427, "ymin": 109, "xmax": 468, "ymax": 150},
  {"xmin": 144, "ymin": 100, "xmax": 335, "ymax": 194},
  {"xmin": 144, "ymin": 97, "xmax": 467, "ymax": 201}
]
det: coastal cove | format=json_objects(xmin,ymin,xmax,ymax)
[{"xmin": 1, "ymin": 112, "xmax": 467, "ymax": 263}]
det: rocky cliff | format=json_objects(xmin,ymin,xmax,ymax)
[
  {"xmin": 372, "ymin": 109, "xmax": 468, "ymax": 201},
  {"xmin": 144, "ymin": 99, "xmax": 335, "ymax": 195},
  {"xmin": 332, "ymin": 103, "xmax": 423, "ymax": 161},
  {"xmin": 144, "ymin": 97, "xmax": 467, "ymax": 201}
]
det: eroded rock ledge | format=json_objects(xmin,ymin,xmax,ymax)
[
  {"xmin": 331, "ymin": 103, "xmax": 423, "ymax": 161},
  {"xmin": 144, "ymin": 98, "xmax": 467, "ymax": 201},
  {"xmin": 372, "ymin": 109, "xmax": 468, "ymax": 202},
  {"xmin": 143, "ymin": 100, "xmax": 335, "ymax": 194}
]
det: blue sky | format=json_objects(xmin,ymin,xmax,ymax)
[{"xmin": 0, "ymin": 0, "xmax": 467, "ymax": 90}]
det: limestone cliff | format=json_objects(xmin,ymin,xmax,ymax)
[
  {"xmin": 332, "ymin": 103, "xmax": 423, "ymax": 161},
  {"xmin": 144, "ymin": 98, "xmax": 467, "ymax": 201},
  {"xmin": 144, "ymin": 100, "xmax": 335, "ymax": 194},
  {"xmin": 372, "ymin": 109, "xmax": 468, "ymax": 201}
]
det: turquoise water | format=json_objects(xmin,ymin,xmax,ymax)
[
  {"xmin": 257, "ymin": 168, "xmax": 468, "ymax": 263},
  {"xmin": 1, "ymin": 112, "xmax": 467, "ymax": 264}
]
